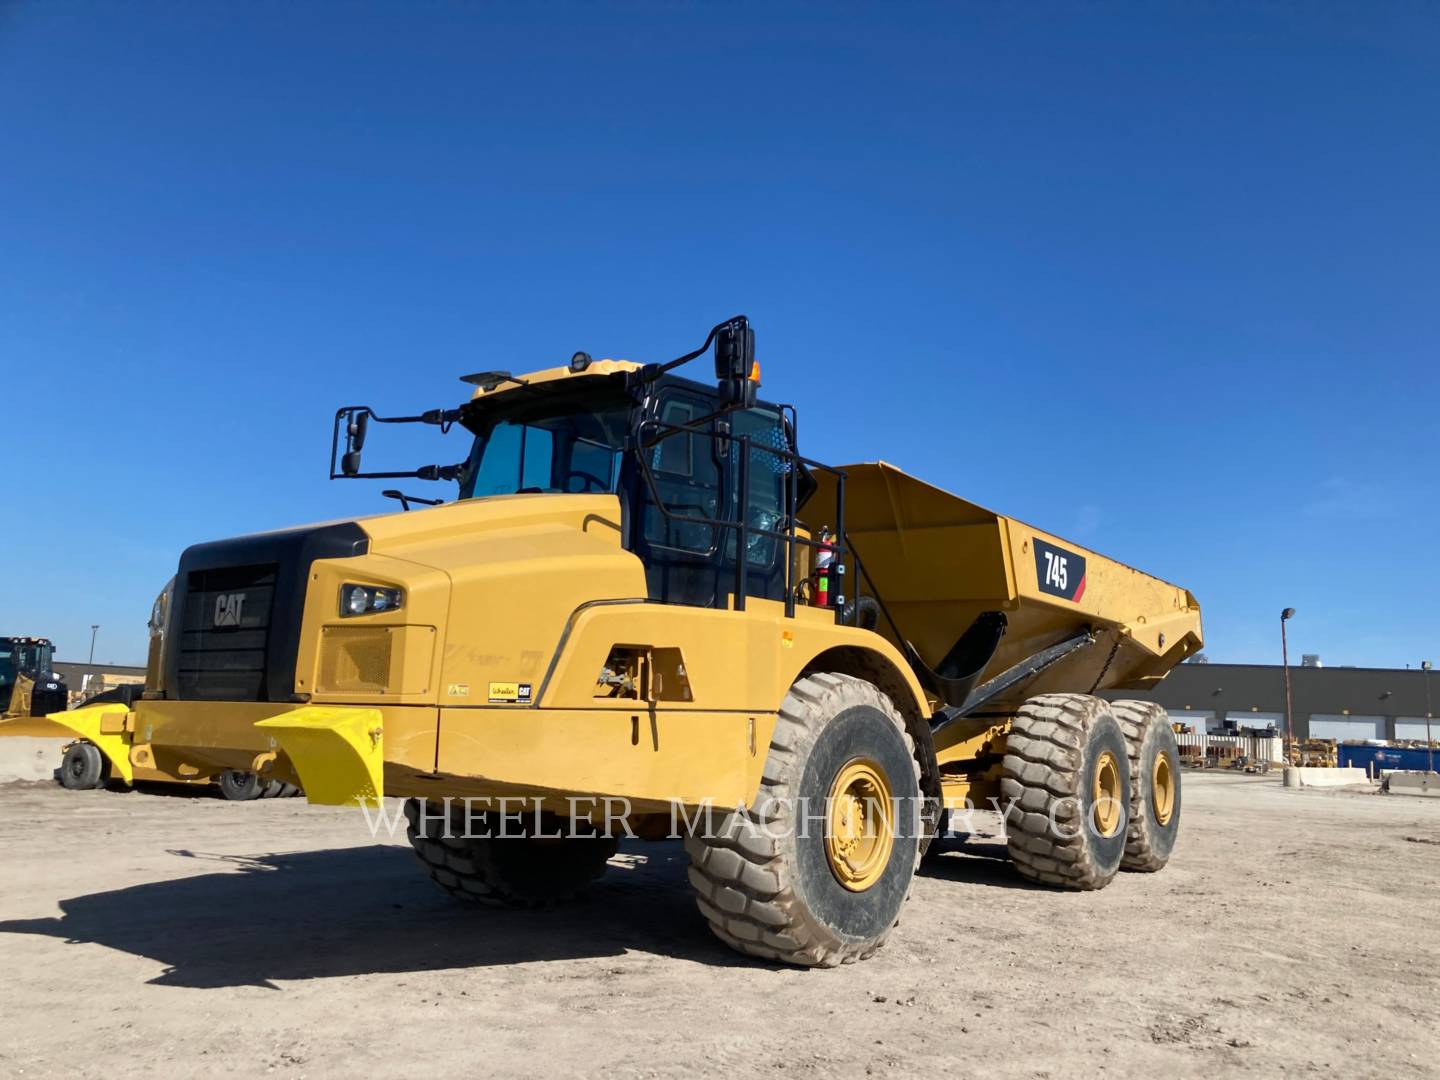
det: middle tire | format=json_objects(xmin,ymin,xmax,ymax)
[
  {"xmin": 684, "ymin": 672, "xmax": 922, "ymax": 967},
  {"xmin": 1001, "ymin": 693, "xmax": 1132, "ymax": 890}
]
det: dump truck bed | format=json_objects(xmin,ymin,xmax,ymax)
[{"xmin": 817, "ymin": 462, "xmax": 1202, "ymax": 712}]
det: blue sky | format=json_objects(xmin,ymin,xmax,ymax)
[{"xmin": 2, "ymin": 3, "xmax": 1436, "ymax": 668}]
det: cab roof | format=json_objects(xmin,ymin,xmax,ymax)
[{"xmin": 464, "ymin": 359, "xmax": 643, "ymax": 402}]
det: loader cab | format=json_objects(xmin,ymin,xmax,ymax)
[{"xmin": 0, "ymin": 637, "xmax": 65, "ymax": 716}]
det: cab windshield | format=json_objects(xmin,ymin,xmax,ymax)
[
  {"xmin": 2, "ymin": 642, "xmax": 52, "ymax": 679},
  {"xmin": 457, "ymin": 381, "xmax": 634, "ymax": 499}
]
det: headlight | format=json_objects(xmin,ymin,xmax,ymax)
[
  {"xmin": 340, "ymin": 583, "xmax": 404, "ymax": 617},
  {"xmin": 149, "ymin": 576, "xmax": 175, "ymax": 637}
]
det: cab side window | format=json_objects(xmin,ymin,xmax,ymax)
[
  {"xmin": 729, "ymin": 407, "xmax": 790, "ymax": 568},
  {"xmin": 643, "ymin": 398, "xmax": 721, "ymax": 554}
]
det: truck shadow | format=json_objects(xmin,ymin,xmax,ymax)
[
  {"xmin": 0, "ymin": 840, "xmax": 752, "ymax": 989},
  {"xmin": 0, "ymin": 834, "xmax": 1038, "ymax": 988},
  {"xmin": 919, "ymin": 837, "xmax": 1039, "ymax": 891}
]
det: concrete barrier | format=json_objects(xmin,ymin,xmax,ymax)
[
  {"xmin": 1282, "ymin": 766, "xmax": 1370, "ymax": 789},
  {"xmin": 1386, "ymin": 772, "xmax": 1440, "ymax": 798},
  {"xmin": 0, "ymin": 737, "xmax": 67, "ymax": 783}
]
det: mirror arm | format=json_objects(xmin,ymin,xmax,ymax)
[
  {"xmin": 636, "ymin": 315, "xmax": 749, "ymax": 383},
  {"xmin": 330, "ymin": 403, "xmax": 467, "ymax": 480}
]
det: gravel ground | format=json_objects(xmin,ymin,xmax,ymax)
[{"xmin": 1, "ymin": 771, "xmax": 1437, "ymax": 1078}]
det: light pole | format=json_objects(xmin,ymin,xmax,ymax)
[
  {"xmin": 1423, "ymin": 660, "xmax": 1434, "ymax": 777},
  {"xmin": 1281, "ymin": 608, "xmax": 1297, "ymax": 766},
  {"xmin": 89, "ymin": 625, "xmax": 99, "ymax": 664}
]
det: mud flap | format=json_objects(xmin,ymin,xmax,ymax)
[{"xmin": 254, "ymin": 706, "xmax": 384, "ymax": 807}]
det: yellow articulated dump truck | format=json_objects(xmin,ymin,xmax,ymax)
[{"xmin": 21, "ymin": 318, "xmax": 1200, "ymax": 966}]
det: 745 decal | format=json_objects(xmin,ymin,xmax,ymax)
[{"xmin": 1033, "ymin": 539, "xmax": 1087, "ymax": 603}]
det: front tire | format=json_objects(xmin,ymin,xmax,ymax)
[
  {"xmin": 684, "ymin": 673, "xmax": 922, "ymax": 967},
  {"xmin": 58, "ymin": 742, "xmax": 105, "ymax": 790},
  {"xmin": 1001, "ymin": 693, "xmax": 1131, "ymax": 890}
]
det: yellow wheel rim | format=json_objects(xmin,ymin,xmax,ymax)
[
  {"xmin": 1152, "ymin": 752, "xmax": 1176, "ymax": 826},
  {"xmin": 824, "ymin": 758, "xmax": 895, "ymax": 892},
  {"xmin": 1092, "ymin": 750, "xmax": 1123, "ymax": 838}
]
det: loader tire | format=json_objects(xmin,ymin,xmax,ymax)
[
  {"xmin": 58, "ymin": 742, "xmax": 105, "ymax": 790},
  {"xmin": 1001, "ymin": 693, "xmax": 1131, "ymax": 890},
  {"xmin": 683, "ymin": 673, "xmax": 922, "ymax": 967},
  {"xmin": 218, "ymin": 770, "xmax": 265, "ymax": 801},
  {"xmin": 404, "ymin": 799, "xmax": 617, "ymax": 907},
  {"xmin": 260, "ymin": 779, "xmax": 301, "ymax": 798},
  {"xmin": 1112, "ymin": 700, "xmax": 1181, "ymax": 872}
]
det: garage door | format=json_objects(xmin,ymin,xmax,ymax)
[
  {"xmin": 1167, "ymin": 709, "xmax": 1214, "ymax": 733},
  {"xmin": 1395, "ymin": 717, "xmax": 1437, "ymax": 742},
  {"xmin": 1308, "ymin": 714, "xmax": 1385, "ymax": 741}
]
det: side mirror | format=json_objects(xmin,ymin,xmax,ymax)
[
  {"xmin": 341, "ymin": 410, "xmax": 370, "ymax": 476},
  {"xmin": 714, "ymin": 318, "xmax": 758, "ymax": 410},
  {"xmin": 713, "ymin": 319, "xmax": 754, "ymax": 380}
]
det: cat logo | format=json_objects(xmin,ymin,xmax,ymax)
[{"xmin": 213, "ymin": 593, "xmax": 246, "ymax": 628}]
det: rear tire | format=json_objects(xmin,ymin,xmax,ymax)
[
  {"xmin": 404, "ymin": 800, "xmax": 617, "ymax": 907},
  {"xmin": 683, "ymin": 673, "xmax": 922, "ymax": 967},
  {"xmin": 1112, "ymin": 700, "xmax": 1182, "ymax": 872},
  {"xmin": 218, "ymin": 770, "xmax": 265, "ymax": 801},
  {"xmin": 1001, "ymin": 693, "xmax": 1131, "ymax": 890},
  {"xmin": 58, "ymin": 742, "xmax": 105, "ymax": 790}
]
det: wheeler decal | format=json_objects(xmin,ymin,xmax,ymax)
[{"xmin": 488, "ymin": 681, "xmax": 534, "ymax": 704}]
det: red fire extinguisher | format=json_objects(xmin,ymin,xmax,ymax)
[{"xmin": 814, "ymin": 527, "xmax": 835, "ymax": 608}]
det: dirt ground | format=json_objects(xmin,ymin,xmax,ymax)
[{"xmin": 1, "ymin": 772, "xmax": 1437, "ymax": 1079}]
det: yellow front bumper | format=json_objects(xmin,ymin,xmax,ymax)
[{"xmin": 254, "ymin": 706, "xmax": 384, "ymax": 807}]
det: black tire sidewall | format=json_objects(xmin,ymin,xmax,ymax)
[
  {"xmin": 789, "ymin": 704, "xmax": 919, "ymax": 943},
  {"xmin": 1137, "ymin": 721, "xmax": 1182, "ymax": 860},
  {"xmin": 60, "ymin": 743, "xmax": 103, "ymax": 789},
  {"xmin": 1080, "ymin": 716, "xmax": 1131, "ymax": 876},
  {"xmin": 219, "ymin": 770, "xmax": 262, "ymax": 801}
]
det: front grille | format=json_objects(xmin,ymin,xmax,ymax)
[{"xmin": 178, "ymin": 564, "xmax": 277, "ymax": 701}]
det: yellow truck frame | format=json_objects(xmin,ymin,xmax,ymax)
[{"xmin": 11, "ymin": 317, "xmax": 1201, "ymax": 966}]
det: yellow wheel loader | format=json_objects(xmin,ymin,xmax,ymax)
[
  {"xmin": 16, "ymin": 318, "xmax": 1201, "ymax": 965},
  {"xmin": 46, "ymin": 682, "xmax": 300, "ymax": 799},
  {"xmin": 0, "ymin": 643, "xmax": 297, "ymax": 801}
]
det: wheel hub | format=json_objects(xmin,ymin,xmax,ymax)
[
  {"xmin": 1151, "ymin": 752, "xmax": 1176, "ymax": 826},
  {"xmin": 1092, "ymin": 750, "xmax": 1123, "ymax": 838},
  {"xmin": 824, "ymin": 758, "xmax": 895, "ymax": 892}
]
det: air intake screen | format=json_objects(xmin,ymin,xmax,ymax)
[{"xmin": 317, "ymin": 627, "xmax": 393, "ymax": 693}]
